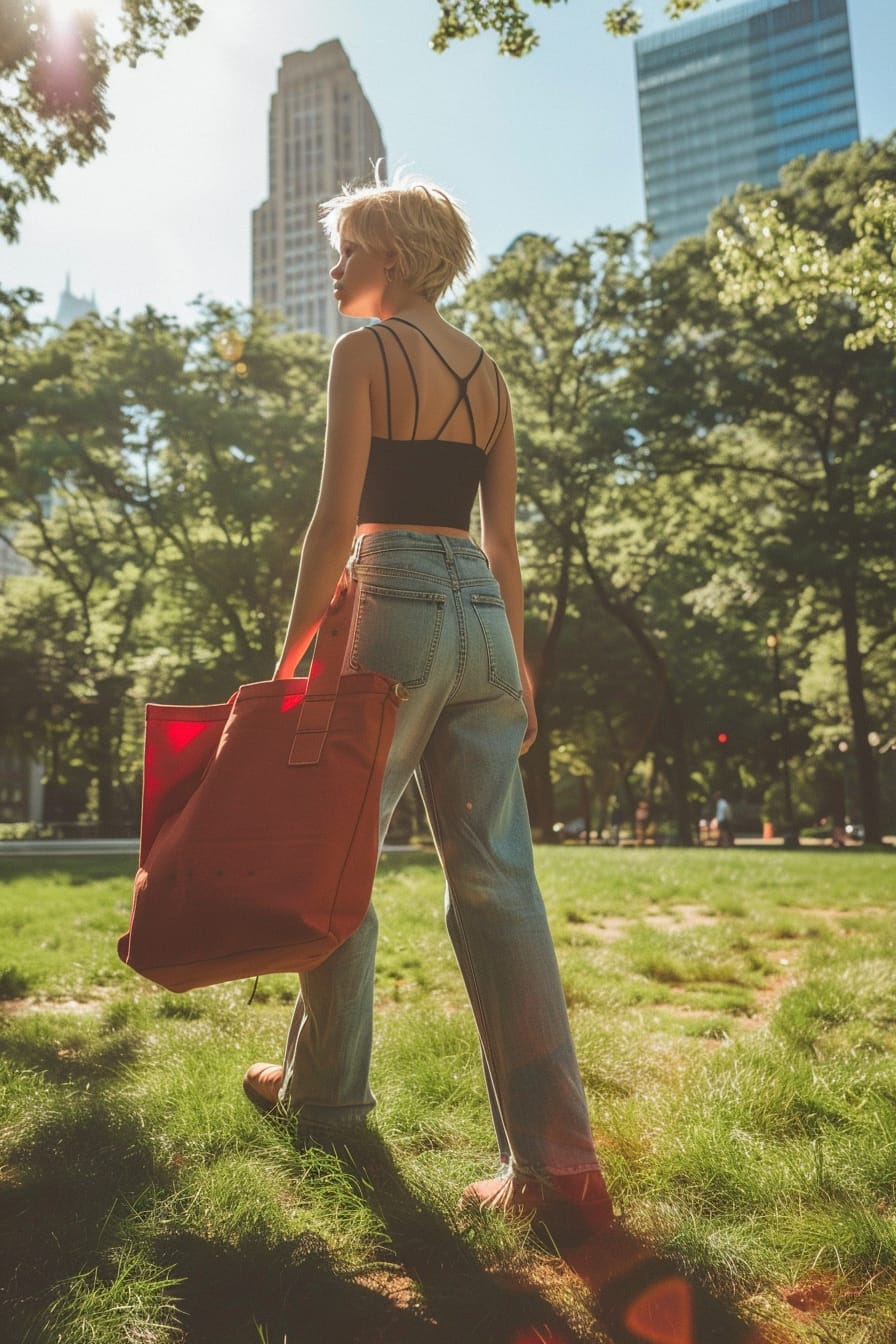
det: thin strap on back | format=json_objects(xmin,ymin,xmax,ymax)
[
  {"xmin": 379, "ymin": 323, "xmax": 420, "ymax": 440},
  {"xmin": 484, "ymin": 358, "xmax": 506, "ymax": 453},
  {"xmin": 367, "ymin": 326, "xmax": 393, "ymax": 439},
  {"xmin": 387, "ymin": 317, "xmax": 486, "ymax": 444}
]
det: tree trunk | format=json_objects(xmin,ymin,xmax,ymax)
[
  {"xmin": 93, "ymin": 678, "xmax": 128, "ymax": 837},
  {"xmin": 523, "ymin": 538, "xmax": 575, "ymax": 842},
  {"xmin": 579, "ymin": 775, "xmax": 593, "ymax": 843},
  {"xmin": 576, "ymin": 542, "xmax": 693, "ymax": 845},
  {"xmin": 522, "ymin": 731, "xmax": 555, "ymax": 842},
  {"xmin": 95, "ymin": 698, "xmax": 117, "ymax": 837},
  {"xmin": 840, "ymin": 574, "xmax": 883, "ymax": 844},
  {"xmin": 662, "ymin": 700, "xmax": 695, "ymax": 845}
]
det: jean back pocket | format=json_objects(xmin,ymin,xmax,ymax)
[
  {"xmin": 350, "ymin": 583, "xmax": 446, "ymax": 689},
  {"xmin": 470, "ymin": 594, "xmax": 522, "ymax": 698}
]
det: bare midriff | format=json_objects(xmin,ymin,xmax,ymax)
[{"xmin": 355, "ymin": 522, "xmax": 472, "ymax": 540}]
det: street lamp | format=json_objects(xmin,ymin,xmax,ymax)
[{"xmin": 766, "ymin": 632, "xmax": 799, "ymax": 847}]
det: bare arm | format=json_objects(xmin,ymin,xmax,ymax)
[
  {"xmin": 478, "ymin": 387, "xmax": 537, "ymax": 754},
  {"xmin": 273, "ymin": 332, "xmax": 373, "ymax": 678}
]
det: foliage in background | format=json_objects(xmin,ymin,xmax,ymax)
[
  {"xmin": 429, "ymin": 0, "xmax": 716, "ymax": 54},
  {"xmin": 712, "ymin": 139, "xmax": 896, "ymax": 351},
  {"xmin": 0, "ymin": 301, "xmax": 328, "ymax": 830},
  {"xmin": 1, "ymin": 139, "xmax": 894, "ymax": 839},
  {"xmin": 0, "ymin": 0, "xmax": 202, "ymax": 243},
  {"xmin": 452, "ymin": 226, "xmax": 729, "ymax": 844},
  {"xmin": 695, "ymin": 139, "xmax": 896, "ymax": 841}
]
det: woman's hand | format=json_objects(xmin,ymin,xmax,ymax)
[{"xmin": 520, "ymin": 683, "xmax": 538, "ymax": 756}]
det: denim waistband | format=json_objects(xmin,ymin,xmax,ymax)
[{"xmin": 352, "ymin": 530, "xmax": 486, "ymax": 562}]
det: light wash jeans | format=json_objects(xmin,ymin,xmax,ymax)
[{"xmin": 280, "ymin": 531, "xmax": 599, "ymax": 1177}]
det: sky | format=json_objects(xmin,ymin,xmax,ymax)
[{"xmin": 4, "ymin": 0, "xmax": 895, "ymax": 326}]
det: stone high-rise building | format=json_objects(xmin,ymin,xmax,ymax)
[{"xmin": 252, "ymin": 39, "xmax": 387, "ymax": 340}]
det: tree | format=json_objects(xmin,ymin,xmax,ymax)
[
  {"xmin": 518, "ymin": 517, "xmax": 576, "ymax": 838},
  {"xmin": 105, "ymin": 302, "xmax": 329, "ymax": 697},
  {"xmin": 712, "ymin": 140, "xmax": 896, "ymax": 352},
  {"xmin": 429, "ymin": 0, "xmax": 715, "ymax": 54},
  {"xmin": 0, "ymin": 0, "xmax": 201, "ymax": 242},
  {"xmin": 631, "ymin": 141, "xmax": 896, "ymax": 843},
  {"xmin": 0, "ymin": 308, "xmax": 161, "ymax": 828},
  {"xmin": 0, "ymin": 301, "xmax": 329, "ymax": 830},
  {"xmin": 453, "ymin": 227, "xmax": 719, "ymax": 844}
]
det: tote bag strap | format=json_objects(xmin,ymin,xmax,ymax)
[{"xmin": 288, "ymin": 570, "xmax": 360, "ymax": 767}]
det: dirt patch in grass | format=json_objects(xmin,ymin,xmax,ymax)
[
  {"xmin": 355, "ymin": 1269, "xmax": 428, "ymax": 1316},
  {"xmin": 572, "ymin": 906, "xmax": 719, "ymax": 943},
  {"xmin": 741, "ymin": 970, "xmax": 797, "ymax": 1029},
  {"xmin": 579, "ymin": 916, "xmax": 629, "ymax": 942},
  {"xmin": 781, "ymin": 1272, "xmax": 837, "ymax": 1317},
  {"xmin": 644, "ymin": 905, "xmax": 718, "ymax": 931},
  {"xmin": 0, "ymin": 991, "xmax": 115, "ymax": 1016}
]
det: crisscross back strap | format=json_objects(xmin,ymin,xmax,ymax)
[{"xmin": 383, "ymin": 317, "xmax": 486, "ymax": 445}]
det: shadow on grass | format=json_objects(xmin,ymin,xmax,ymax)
[
  {"xmin": 300, "ymin": 1128, "xmax": 585, "ymax": 1343},
  {"xmin": 155, "ymin": 1227, "xmax": 439, "ymax": 1344},
  {"xmin": 296, "ymin": 1126, "xmax": 770, "ymax": 1344},
  {"xmin": 0, "ymin": 1020, "xmax": 576, "ymax": 1344},
  {"xmin": 0, "ymin": 1018, "xmax": 142, "ymax": 1084},
  {"xmin": 0, "ymin": 1094, "xmax": 172, "ymax": 1341},
  {"xmin": 1, "ymin": 1022, "xmax": 769, "ymax": 1344}
]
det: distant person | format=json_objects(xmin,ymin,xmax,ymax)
[
  {"xmin": 831, "ymin": 817, "xmax": 848, "ymax": 848},
  {"xmin": 241, "ymin": 169, "xmax": 613, "ymax": 1244},
  {"xmin": 634, "ymin": 798, "xmax": 650, "ymax": 846},
  {"xmin": 714, "ymin": 793, "xmax": 734, "ymax": 846},
  {"xmin": 610, "ymin": 801, "xmax": 622, "ymax": 846}
]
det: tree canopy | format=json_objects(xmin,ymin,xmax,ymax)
[
  {"xmin": 430, "ymin": 0, "xmax": 715, "ymax": 54},
  {"xmin": 712, "ymin": 138, "xmax": 896, "ymax": 352},
  {"xmin": 0, "ymin": 0, "xmax": 201, "ymax": 242},
  {"xmin": 2, "ymin": 136, "xmax": 893, "ymax": 841},
  {"xmin": 0, "ymin": 300, "xmax": 328, "ymax": 830}
]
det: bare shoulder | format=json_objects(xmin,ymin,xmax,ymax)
[
  {"xmin": 330, "ymin": 327, "xmax": 377, "ymax": 373},
  {"xmin": 437, "ymin": 316, "xmax": 488, "ymax": 361}
]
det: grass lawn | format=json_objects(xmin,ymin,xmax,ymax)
[{"xmin": 1, "ymin": 846, "xmax": 894, "ymax": 1342}]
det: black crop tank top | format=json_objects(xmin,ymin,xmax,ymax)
[{"xmin": 357, "ymin": 318, "xmax": 507, "ymax": 531}]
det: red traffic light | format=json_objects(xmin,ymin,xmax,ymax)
[{"xmin": 717, "ymin": 732, "xmax": 729, "ymax": 745}]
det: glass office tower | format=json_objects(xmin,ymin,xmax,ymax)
[{"xmin": 635, "ymin": 0, "xmax": 859, "ymax": 254}]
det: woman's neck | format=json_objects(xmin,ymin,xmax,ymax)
[{"xmin": 378, "ymin": 287, "xmax": 438, "ymax": 324}]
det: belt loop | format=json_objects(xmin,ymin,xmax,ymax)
[{"xmin": 436, "ymin": 533, "xmax": 453, "ymax": 566}]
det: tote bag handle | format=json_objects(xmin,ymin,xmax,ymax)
[{"xmin": 288, "ymin": 570, "xmax": 359, "ymax": 767}]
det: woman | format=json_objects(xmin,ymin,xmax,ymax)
[{"xmin": 243, "ymin": 172, "xmax": 613, "ymax": 1242}]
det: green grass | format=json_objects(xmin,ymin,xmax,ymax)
[{"xmin": 1, "ymin": 847, "xmax": 895, "ymax": 1342}]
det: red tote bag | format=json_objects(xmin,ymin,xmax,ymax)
[{"xmin": 118, "ymin": 576, "xmax": 406, "ymax": 992}]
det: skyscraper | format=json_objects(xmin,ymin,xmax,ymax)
[
  {"xmin": 635, "ymin": 0, "xmax": 860, "ymax": 254},
  {"xmin": 252, "ymin": 38, "xmax": 386, "ymax": 340},
  {"xmin": 55, "ymin": 274, "xmax": 98, "ymax": 328}
]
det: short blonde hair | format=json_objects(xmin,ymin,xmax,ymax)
[{"xmin": 319, "ymin": 167, "xmax": 476, "ymax": 303}]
